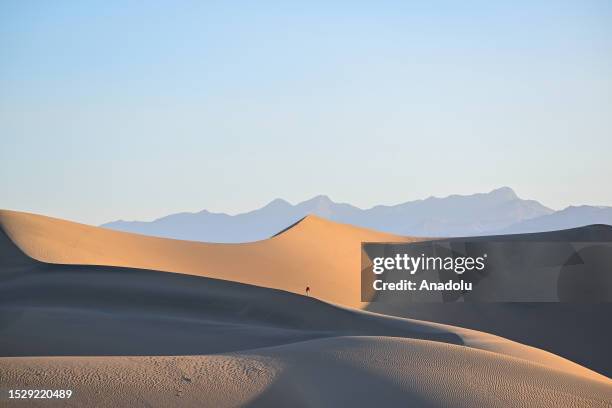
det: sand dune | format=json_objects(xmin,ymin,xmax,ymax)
[
  {"xmin": 0, "ymin": 209, "xmax": 418, "ymax": 309},
  {"xmin": 365, "ymin": 224, "xmax": 612, "ymax": 376},
  {"xmin": 3, "ymin": 337, "xmax": 612, "ymax": 408},
  {"xmin": 2, "ymin": 210, "xmax": 611, "ymax": 376},
  {"xmin": 1, "ymin": 209, "xmax": 611, "ymax": 406}
]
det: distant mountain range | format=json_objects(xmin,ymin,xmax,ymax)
[
  {"xmin": 498, "ymin": 205, "xmax": 612, "ymax": 235},
  {"xmin": 101, "ymin": 187, "xmax": 612, "ymax": 242}
]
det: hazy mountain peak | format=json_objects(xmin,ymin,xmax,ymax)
[
  {"xmin": 489, "ymin": 186, "xmax": 518, "ymax": 199},
  {"xmin": 296, "ymin": 195, "xmax": 336, "ymax": 218},
  {"xmin": 263, "ymin": 198, "xmax": 291, "ymax": 209},
  {"xmin": 424, "ymin": 187, "xmax": 518, "ymax": 203},
  {"xmin": 300, "ymin": 195, "xmax": 333, "ymax": 205}
]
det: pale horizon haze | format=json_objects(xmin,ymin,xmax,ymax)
[{"xmin": 1, "ymin": 1, "xmax": 611, "ymax": 225}]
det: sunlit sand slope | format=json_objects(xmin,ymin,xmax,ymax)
[{"xmin": 0, "ymin": 209, "xmax": 417, "ymax": 308}]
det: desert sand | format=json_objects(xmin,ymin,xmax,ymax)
[
  {"xmin": 1, "ymin": 209, "xmax": 611, "ymax": 407},
  {"xmin": 3, "ymin": 337, "xmax": 612, "ymax": 408},
  {"xmin": 0, "ymin": 210, "xmax": 418, "ymax": 309}
]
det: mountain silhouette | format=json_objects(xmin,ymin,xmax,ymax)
[{"xmin": 102, "ymin": 187, "xmax": 576, "ymax": 242}]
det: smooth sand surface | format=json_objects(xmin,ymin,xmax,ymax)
[{"xmin": 1, "ymin": 209, "xmax": 611, "ymax": 406}]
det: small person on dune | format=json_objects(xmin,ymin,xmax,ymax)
[{"xmin": 305, "ymin": 286, "xmax": 310, "ymax": 296}]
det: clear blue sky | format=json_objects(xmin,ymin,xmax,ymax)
[{"xmin": 1, "ymin": 1, "xmax": 611, "ymax": 225}]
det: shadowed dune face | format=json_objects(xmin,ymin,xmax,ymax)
[
  {"xmin": 558, "ymin": 244, "xmax": 612, "ymax": 302},
  {"xmin": 366, "ymin": 302, "xmax": 612, "ymax": 379},
  {"xmin": 3, "ymin": 249, "xmax": 600, "ymax": 379},
  {"xmin": 0, "ymin": 262, "xmax": 464, "ymax": 357}
]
